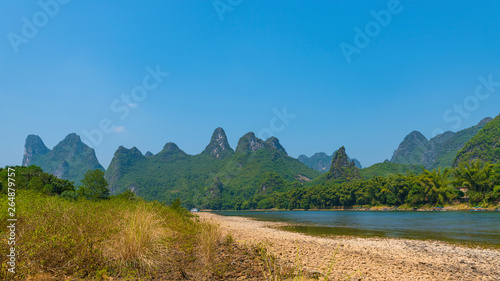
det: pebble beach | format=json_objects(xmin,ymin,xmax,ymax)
[{"xmin": 197, "ymin": 212, "xmax": 500, "ymax": 280}]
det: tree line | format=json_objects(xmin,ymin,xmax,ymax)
[
  {"xmin": 3, "ymin": 160, "xmax": 499, "ymax": 210},
  {"xmin": 207, "ymin": 160, "xmax": 500, "ymax": 210},
  {"xmin": 0, "ymin": 166, "xmax": 114, "ymax": 201}
]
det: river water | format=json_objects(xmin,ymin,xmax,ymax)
[{"xmin": 215, "ymin": 210, "xmax": 500, "ymax": 248}]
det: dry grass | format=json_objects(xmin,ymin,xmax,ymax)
[
  {"xmin": 0, "ymin": 191, "xmax": 272, "ymax": 280},
  {"xmin": 1, "ymin": 191, "xmax": 360, "ymax": 280},
  {"xmin": 197, "ymin": 221, "xmax": 222, "ymax": 266},
  {"xmin": 102, "ymin": 204, "xmax": 171, "ymax": 273}
]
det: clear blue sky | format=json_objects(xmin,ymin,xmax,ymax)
[{"xmin": 2, "ymin": 0, "xmax": 500, "ymax": 168}]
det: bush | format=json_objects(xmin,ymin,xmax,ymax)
[{"xmin": 60, "ymin": 190, "xmax": 80, "ymax": 201}]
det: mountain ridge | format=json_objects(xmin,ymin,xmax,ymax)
[
  {"xmin": 454, "ymin": 114, "xmax": 500, "ymax": 165},
  {"xmin": 390, "ymin": 118, "xmax": 492, "ymax": 169},
  {"xmin": 298, "ymin": 151, "xmax": 362, "ymax": 172},
  {"xmin": 201, "ymin": 127, "xmax": 234, "ymax": 158},
  {"xmin": 104, "ymin": 128, "xmax": 319, "ymax": 207},
  {"xmin": 22, "ymin": 133, "xmax": 104, "ymax": 185},
  {"xmin": 326, "ymin": 146, "xmax": 362, "ymax": 181}
]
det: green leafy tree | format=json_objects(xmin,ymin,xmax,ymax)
[
  {"xmin": 453, "ymin": 161, "xmax": 493, "ymax": 192},
  {"xmin": 79, "ymin": 169, "xmax": 110, "ymax": 201},
  {"xmin": 454, "ymin": 160, "xmax": 497, "ymax": 204},
  {"xmin": 257, "ymin": 198, "xmax": 273, "ymax": 209},
  {"xmin": 0, "ymin": 165, "xmax": 75, "ymax": 195},
  {"xmin": 27, "ymin": 176, "xmax": 44, "ymax": 191},
  {"xmin": 417, "ymin": 168, "xmax": 456, "ymax": 205}
]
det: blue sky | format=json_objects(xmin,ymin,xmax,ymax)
[{"xmin": 1, "ymin": 0, "xmax": 500, "ymax": 168}]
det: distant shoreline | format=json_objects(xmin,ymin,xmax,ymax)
[
  {"xmin": 201, "ymin": 205, "xmax": 500, "ymax": 212},
  {"xmin": 197, "ymin": 212, "xmax": 500, "ymax": 280},
  {"xmin": 207, "ymin": 209, "xmax": 500, "ymax": 249}
]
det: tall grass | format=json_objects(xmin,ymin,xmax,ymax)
[
  {"xmin": 198, "ymin": 221, "xmax": 222, "ymax": 266},
  {"xmin": 0, "ymin": 191, "xmax": 113, "ymax": 278},
  {"xmin": 0, "ymin": 191, "xmax": 359, "ymax": 280},
  {"xmin": 0, "ymin": 191, "xmax": 258, "ymax": 280},
  {"xmin": 102, "ymin": 204, "xmax": 171, "ymax": 273}
]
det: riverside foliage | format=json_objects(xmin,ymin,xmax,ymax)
[{"xmin": 209, "ymin": 160, "xmax": 500, "ymax": 210}]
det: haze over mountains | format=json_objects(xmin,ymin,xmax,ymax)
[
  {"xmin": 390, "ymin": 117, "xmax": 493, "ymax": 169},
  {"xmin": 298, "ymin": 152, "xmax": 362, "ymax": 173},
  {"xmin": 22, "ymin": 133, "xmax": 104, "ymax": 186},
  {"xmin": 20, "ymin": 113, "xmax": 500, "ymax": 206}
]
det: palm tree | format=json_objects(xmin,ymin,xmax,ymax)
[
  {"xmin": 453, "ymin": 160, "xmax": 493, "ymax": 193},
  {"xmin": 418, "ymin": 168, "xmax": 454, "ymax": 205},
  {"xmin": 453, "ymin": 160, "xmax": 494, "ymax": 204}
]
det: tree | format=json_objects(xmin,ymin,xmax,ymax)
[
  {"xmin": 79, "ymin": 169, "xmax": 110, "ymax": 201},
  {"xmin": 417, "ymin": 168, "xmax": 456, "ymax": 205},
  {"xmin": 27, "ymin": 176, "xmax": 44, "ymax": 192},
  {"xmin": 257, "ymin": 198, "xmax": 273, "ymax": 209},
  {"xmin": 453, "ymin": 161, "xmax": 494, "ymax": 191},
  {"xmin": 453, "ymin": 160, "xmax": 495, "ymax": 204}
]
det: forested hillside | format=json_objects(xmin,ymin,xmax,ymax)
[
  {"xmin": 391, "ymin": 118, "xmax": 492, "ymax": 169},
  {"xmin": 22, "ymin": 134, "xmax": 104, "ymax": 185},
  {"xmin": 105, "ymin": 128, "xmax": 319, "ymax": 208},
  {"xmin": 454, "ymin": 114, "xmax": 500, "ymax": 165},
  {"xmin": 18, "ymin": 114, "xmax": 500, "ymax": 210}
]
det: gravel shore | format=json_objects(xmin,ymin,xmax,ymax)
[{"xmin": 197, "ymin": 212, "xmax": 500, "ymax": 281}]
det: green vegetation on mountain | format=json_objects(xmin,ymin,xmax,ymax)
[
  {"xmin": 201, "ymin": 142, "xmax": 499, "ymax": 210},
  {"xmin": 105, "ymin": 144, "xmax": 227, "ymax": 208},
  {"xmin": 230, "ymin": 161, "xmax": 500, "ymax": 210},
  {"xmin": 454, "ymin": 114, "xmax": 500, "ymax": 165},
  {"xmin": 19, "ymin": 114, "xmax": 500, "ymax": 211},
  {"xmin": 105, "ymin": 128, "xmax": 319, "ymax": 209},
  {"xmin": 298, "ymin": 151, "xmax": 362, "ymax": 173},
  {"xmin": 326, "ymin": 146, "xmax": 362, "ymax": 182},
  {"xmin": 360, "ymin": 161, "xmax": 423, "ymax": 179},
  {"xmin": 391, "ymin": 118, "xmax": 492, "ymax": 169},
  {"xmin": 221, "ymin": 146, "xmax": 495, "ymax": 210},
  {"xmin": 22, "ymin": 134, "xmax": 104, "ymax": 186}
]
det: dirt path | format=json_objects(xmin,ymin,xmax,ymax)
[{"xmin": 197, "ymin": 212, "xmax": 500, "ymax": 281}]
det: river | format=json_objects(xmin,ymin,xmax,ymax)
[{"xmin": 215, "ymin": 210, "xmax": 500, "ymax": 248}]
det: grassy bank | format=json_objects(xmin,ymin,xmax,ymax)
[{"xmin": 0, "ymin": 191, "xmax": 275, "ymax": 280}]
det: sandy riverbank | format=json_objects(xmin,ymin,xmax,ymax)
[{"xmin": 197, "ymin": 212, "xmax": 500, "ymax": 281}]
